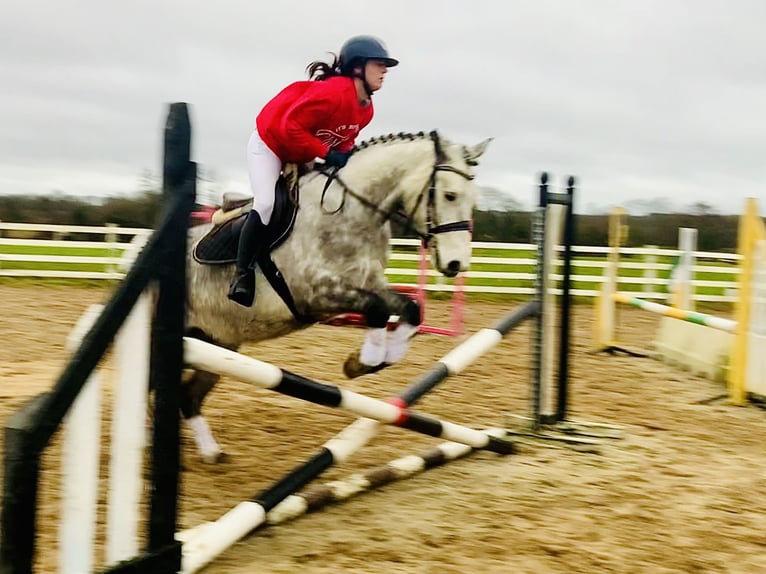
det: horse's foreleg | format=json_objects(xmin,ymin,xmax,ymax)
[
  {"xmin": 381, "ymin": 288, "xmax": 422, "ymax": 364},
  {"xmin": 341, "ymin": 288, "xmax": 421, "ymax": 378},
  {"xmin": 333, "ymin": 289, "xmax": 392, "ymax": 378},
  {"xmin": 181, "ymin": 369, "xmax": 225, "ymax": 463}
]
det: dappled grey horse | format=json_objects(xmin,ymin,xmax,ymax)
[{"xmin": 183, "ymin": 131, "xmax": 491, "ymax": 462}]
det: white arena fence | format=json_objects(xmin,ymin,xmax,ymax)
[{"xmin": 0, "ymin": 222, "xmax": 741, "ymax": 302}]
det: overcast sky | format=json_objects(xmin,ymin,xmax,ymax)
[{"xmin": 2, "ymin": 1, "xmax": 764, "ymax": 214}]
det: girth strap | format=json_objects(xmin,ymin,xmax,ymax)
[{"xmin": 257, "ymin": 255, "xmax": 313, "ymax": 324}]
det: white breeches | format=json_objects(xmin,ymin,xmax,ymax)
[{"xmin": 246, "ymin": 130, "xmax": 282, "ymax": 225}]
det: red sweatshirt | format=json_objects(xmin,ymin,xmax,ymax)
[{"xmin": 256, "ymin": 76, "xmax": 374, "ymax": 164}]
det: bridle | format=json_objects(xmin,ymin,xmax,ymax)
[
  {"xmin": 410, "ymin": 131, "xmax": 475, "ymax": 246},
  {"xmin": 319, "ymin": 130, "xmax": 475, "ymax": 246}
]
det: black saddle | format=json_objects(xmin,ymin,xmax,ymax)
[{"xmin": 193, "ymin": 175, "xmax": 298, "ymax": 265}]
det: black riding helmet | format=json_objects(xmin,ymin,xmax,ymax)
[{"xmin": 339, "ymin": 35, "xmax": 398, "ymax": 95}]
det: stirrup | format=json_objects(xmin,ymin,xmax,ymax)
[{"xmin": 227, "ymin": 270, "xmax": 255, "ymax": 307}]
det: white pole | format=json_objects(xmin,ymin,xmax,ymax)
[
  {"xmin": 105, "ymin": 292, "xmax": 151, "ymax": 564},
  {"xmin": 746, "ymin": 240, "xmax": 766, "ymax": 396},
  {"xmin": 643, "ymin": 246, "xmax": 657, "ymax": 296},
  {"xmin": 674, "ymin": 228, "xmax": 697, "ymax": 310},
  {"xmin": 541, "ymin": 203, "xmax": 564, "ymax": 418},
  {"xmin": 59, "ymin": 304, "xmax": 104, "ymax": 574}
]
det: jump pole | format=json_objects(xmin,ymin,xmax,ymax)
[
  {"xmin": 59, "ymin": 306, "xmax": 103, "ymax": 574},
  {"xmin": 184, "ymin": 338, "xmax": 514, "ymax": 455},
  {"xmin": 614, "ymin": 293, "xmax": 737, "ymax": 332},
  {"xmin": 264, "ymin": 430, "xmax": 507, "ymax": 525}
]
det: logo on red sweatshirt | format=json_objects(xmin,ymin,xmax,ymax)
[{"xmin": 316, "ymin": 125, "xmax": 360, "ymax": 148}]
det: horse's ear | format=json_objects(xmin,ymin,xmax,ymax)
[{"xmin": 463, "ymin": 138, "xmax": 493, "ymax": 166}]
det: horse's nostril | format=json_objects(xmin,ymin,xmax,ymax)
[{"xmin": 447, "ymin": 260, "xmax": 461, "ymax": 274}]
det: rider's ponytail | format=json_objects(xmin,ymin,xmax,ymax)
[{"xmin": 306, "ymin": 54, "xmax": 342, "ymax": 81}]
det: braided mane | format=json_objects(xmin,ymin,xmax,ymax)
[
  {"xmin": 352, "ymin": 131, "xmax": 480, "ymax": 167},
  {"xmin": 353, "ymin": 131, "xmax": 433, "ymax": 152}
]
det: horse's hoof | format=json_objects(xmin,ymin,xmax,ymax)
[
  {"xmin": 201, "ymin": 450, "xmax": 228, "ymax": 464},
  {"xmin": 343, "ymin": 351, "xmax": 390, "ymax": 379}
]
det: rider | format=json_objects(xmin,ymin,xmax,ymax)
[{"xmin": 228, "ymin": 35, "xmax": 399, "ymax": 307}]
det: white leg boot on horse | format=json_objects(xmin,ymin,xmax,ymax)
[
  {"xmin": 181, "ymin": 367, "xmax": 227, "ymax": 463},
  {"xmin": 360, "ymin": 327, "xmax": 388, "ymax": 365},
  {"xmin": 186, "ymin": 415, "xmax": 224, "ymax": 464},
  {"xmin": 344, "ymin": 327, "xmax": 388, "ymax": 378},
  {"xmin": 343, "ymin": 287, "xmax": 422, "ymax": 378},
  {"xmin": 385, "ymin": 322, "xmax": 418, "ymax": 363}
]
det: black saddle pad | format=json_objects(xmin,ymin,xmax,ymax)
[
  {"xmin": 193, "ymin": 176, "xmax": 299, "ymax": 265},
  {"xmin": 193, "ymin": 214, "xmax": 245, "ymax": 264}
]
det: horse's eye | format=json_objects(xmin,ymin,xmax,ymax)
[{"xmin": 444, "ymin": 192, "xmax": 457, "ymax": 202}]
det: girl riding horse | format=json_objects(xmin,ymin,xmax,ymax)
[{"xmin": 229, "ymin": 35, "xmax": 399, "ymax": 307}]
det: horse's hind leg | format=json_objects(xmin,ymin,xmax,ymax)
[{"xmin": 181, "ymin": 369, "xmax": 225, "ymax": 463}]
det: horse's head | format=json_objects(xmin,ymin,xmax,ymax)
[
  {"xmin": 425, "ymin": 133, "xmax": 491, "ymax": 276},
  {"xmin": 381, "ymin": 132, "xmax": 491, "ymax": 277},
  {"xmin": 338, "ymin": 132, "xmax": 490, "ymax": 277}
]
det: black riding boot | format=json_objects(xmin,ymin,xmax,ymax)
[{"xmin": 228, "ymin": 210, "xmax": 268, "ymax": 307}]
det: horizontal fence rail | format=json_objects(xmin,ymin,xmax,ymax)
[
  {"xmin": 0, "ymin": 223, "xmax": 151, "ymax": 279},
  {"xmin": 0, "ymin": 223, "xmax": 741, "ymax": 301}
]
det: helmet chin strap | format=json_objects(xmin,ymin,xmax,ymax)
[
  {"xmin": 354, "ymin": 64, "xmax": 375, "ymax": 97},
  {"xmin": 362, "ymin": 71, "xmax": 375, "ymax": 96}
]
